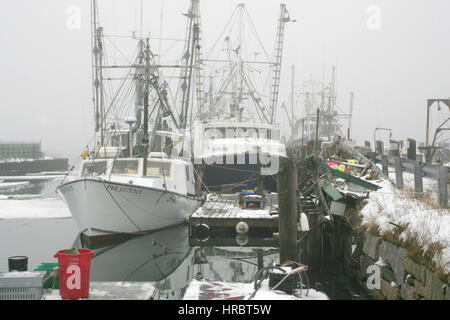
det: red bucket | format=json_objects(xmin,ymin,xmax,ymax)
[{"xmin": 54, "ymin": 249, "xmax": 96, "ymax": 300}]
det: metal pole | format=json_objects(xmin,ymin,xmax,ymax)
[
  {"xmin": 291, "ymin": 65, "xmax": 295, "ymax": 125},
  {"xmin": 315, "ymin": 108, "xmax": 320, "ymax": 152}
]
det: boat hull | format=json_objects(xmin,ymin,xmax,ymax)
[
  {"xmin": 197, "ymin": 153, "xmax": 280, "ymax": 193},
  {"xmin": 57, "ymin": 178, "xmax": 201, "ymax": 236}
]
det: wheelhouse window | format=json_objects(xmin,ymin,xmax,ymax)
[
  {"xmin": 81, "ymin": 161, "xmax": 108, "ymax": 176},
  {"xmin": 111, "ymin": 160, "xmax": 139, "ymax": 175},
  {"xmin": 246, "ymin": 128, "xmax": 258, "ymax": 138},
  {"xmin": 271, "ymin": 129, "xmax": 280, "ymax": 141},
  {"xmin": 204, "ymin": 128, "xmax": 224, "ymax": 140},
  {"xmin": 236, "ymin": 128, "xmax": 246, "ymax": 138},
  {"xmin": 259, "ymin": 128, "xmax": 268, "ymax": 139},
  {"xmin": 226, "ymin": 128, "xmax": 235, "ymax": 139},
  {"xmin": 146, "ymin": 161, "xmax": 172, "ymax": 178}
]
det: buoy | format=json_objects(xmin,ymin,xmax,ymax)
[
  {"xmin": 192, "ymin": 223, "xmax": 210, "ymax": 241},
  {"xmin": 299, "ymin": 213, "xmax": 310, "ymax": 232},
  {"xmin": 207, "ymin": 193, "xmax": 218, "ymax": 202},
  {"xmin": 235, "ymin": 234, "xmax": 249, "ymax": 246},
  {"xmin": 235, "ymin": 221, "xmax": 249, "ymax": 235}
]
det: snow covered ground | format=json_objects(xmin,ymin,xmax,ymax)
[
  {"xmin": 183, "ymin": 279, "xmax": 329, "ymax": 300},
  {"xmin": 0, "ymin": 197, "xmax": 71, "ymax": 219},
  {"xmin": 359, "ymin": 173, "xmax": 450, "ymax": 274}
]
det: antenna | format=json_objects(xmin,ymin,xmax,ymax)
[{"xmin": 348, "ymin": 92, "xmax": 354, "ymax": 140}]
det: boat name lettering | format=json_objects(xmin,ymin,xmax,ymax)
[
  {"xmin": 106, "ymin": 185, "xmax": 143, "ymax": 195},
  {"xmin": 60, "ymin": 185, "xmax": 74, "ymax": 193}
]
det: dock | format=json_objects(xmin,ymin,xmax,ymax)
[
  {"xmin": 189, "ymin": 193, "xmax": 279, "ymax": 232},
  {"xmin": 42, "ymin": 282, "xmax": 158, "ymax": 300}
]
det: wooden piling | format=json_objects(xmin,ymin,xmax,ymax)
[
  {"xmin": 277, "ymin": 157, "xmax": 298, "ymax": 264},
  {"xmin": 306, "ymin": 140, "xmax": 315, "ymax": 156},
  {"xmin": 375, "ymin": 140, "xmax": 384, "ymax": 155},
  {"xmin": 407, "ymin": 138, "xmax": 416, "ymax": 161},
  {"xmin": 414, "ymin": 161, "xmax": 423, "ymax": 194},
  {"xmin": 438, "ymin": 165, "xmax": 448, "ymax": 208},
  {"xmin": 394, "ymin": 157, "xmax": 404, "ymax": 189},
  {"xmin": 381, "ymin": 155, "xmax": 389, "ymax": 176},
  {"xmin": 305, "ymin": 212, "xmax": 322, "ymax": 269}
]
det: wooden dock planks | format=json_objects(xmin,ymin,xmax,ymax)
[{"xmin": 190, "ymin": 194, "xmax": 279, "ymax": 229}]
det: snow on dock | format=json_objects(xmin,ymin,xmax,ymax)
[
  {"xmin": 42, "ymin": 282, "xmax": 158, "ymax": 300},
  {"xmin": 0, "ymin": 175, "xmax": 66, "ymax": 182},
  {"xmin": 190, "ymin": 193, "xmax": 278, "ymax": 229},
  {"xmin": 360, "ymin": 178, "xmax": 450, "ymax": 274},
  {"xmin": 0, "ymin": 197, "xmax": 71, "ymax": 219},
  {"xmin": 0, "ymin": 181, "xmax": 30, "ymax": 189},
  {"xmin": 183, "ymin": 279, "xmax": 329, "ymax": 300}
]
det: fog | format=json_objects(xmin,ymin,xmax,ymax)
[{"xmin": 0, "ymin": 0, "xmax": 449, "ymax": 162}]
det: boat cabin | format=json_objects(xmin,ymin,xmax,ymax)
[
  {"xmin": 79, "ymin": 156, "xmax": 196, "ymax": 196},
  {"xmin": 198, "ymin": 121, "xmax": 281, "ymax": 142}
]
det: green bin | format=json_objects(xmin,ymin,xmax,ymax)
[{"xmin": 34, "ymin": 263, "xmax": 59, "ymax": 289}]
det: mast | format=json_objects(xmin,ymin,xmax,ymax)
[
  {"xmin": 192, "ymin": 0, "xmax": 205, "ymax": 121},
  {"xmin": 97, "ymin": 26, "xmax": 105, "ymax": 147},
  {"xmin": 91, "ymin": 0, "xmax": 100, "ymax": 137},
  {"xmin": 180, "ymin": 0, "xmax": 201, "ymax": 130},
  {"xmin": 142, "ymin": 38, "xmax": 151, "ymax": 176},
  {"xmin": 290, "ymin": 65, "xmax": 295, "ymax": 125},
  {"xmin": 348, "ymin": 92, "xmax": 354, "ymax": 140},
  {"xmin": 269, "ymin": 4, "xmax": 291, "ymax": 124}
]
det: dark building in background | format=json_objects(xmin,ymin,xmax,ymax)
[{"xmin": 0, "ymin": 141, "xmax": 68, "ymax": 176}]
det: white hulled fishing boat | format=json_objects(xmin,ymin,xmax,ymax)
[{"xmin": 57, "ymin": 1, "xmax": 201, "ymax": 236}]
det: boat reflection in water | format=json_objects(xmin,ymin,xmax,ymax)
[{"xmin": 72, "ymin": 224, "xmax": 195, "ymax": 300}]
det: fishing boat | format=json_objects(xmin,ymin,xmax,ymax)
[
  {"xmin": 181, "ymin": 3, "xmax": 292, "ymax": 193},
  {"xmin": 288, "ymin": 67, "xmax": 354, "ymax": 152},
  {"xmin": 57, "ymin": 1, "xmax": 201, "ymax": 237}
]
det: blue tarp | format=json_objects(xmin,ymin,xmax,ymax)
[{"xmin": 240, "ymin": 189, "xmax": 256, "ymax": 195}]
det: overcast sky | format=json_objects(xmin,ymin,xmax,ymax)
[{"xmin": 0, "ymin": 0, "xmax": 449, "ymax": 161}]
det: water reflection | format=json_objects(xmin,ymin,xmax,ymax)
[
  {"xmin": 72, "ymin": 224, "xmax": 194, "ymax": 300},
  {"xmin": 70, "ymin": 224, "xmax": 370, "ymax": 300}
]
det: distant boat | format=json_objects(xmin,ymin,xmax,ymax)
[{"xmin": 192, "ymin": 120, "xmax": 286, "ymax": 192}]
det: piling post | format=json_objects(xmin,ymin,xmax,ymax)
[
  {"xmin": 389, "ymin": 140, "xmax": 400, "ymax": 157},
  {"xmin": 306, "ymin": 140, "xmax": 315, "ymax": 157},
  {"xmin": 256, "ymin": 147, "xmax": 263, "ymax": 195},
  {"xmin": 394, "ymin": 157, "xmax": 404, "ymax": 189},
  {"xmin": 306, "ymin": 212, "xmax": 322, "ymax": 269},
  {"xmin": 381, "ymin": 155, "xmax": 389, "ymax": 176},
  {"xmin": 414, "ymin": 161, "xmax": 423, "ymax": 194},
  {"xmin": 438, "ymin": 165, "xmax": 448, "ymax": 208},
  {"xmin": 407, "ymin": 138, "xmax": 416, "ymax": 161},
  {"xmin": 256, "ymin": 249, "xmax": 264, "ymax": 272},
  {"xmin": 277, "ymin": 157, "xmax": 298, "ymax": 264},
  {"xmin": 375, "ymin": 140, "xmax": 384, "ymax": 155}
]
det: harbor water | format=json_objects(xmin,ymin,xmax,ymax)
[{"xmin": 0, "ymin": 179, "xmax": 371, "ymax": 300}]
